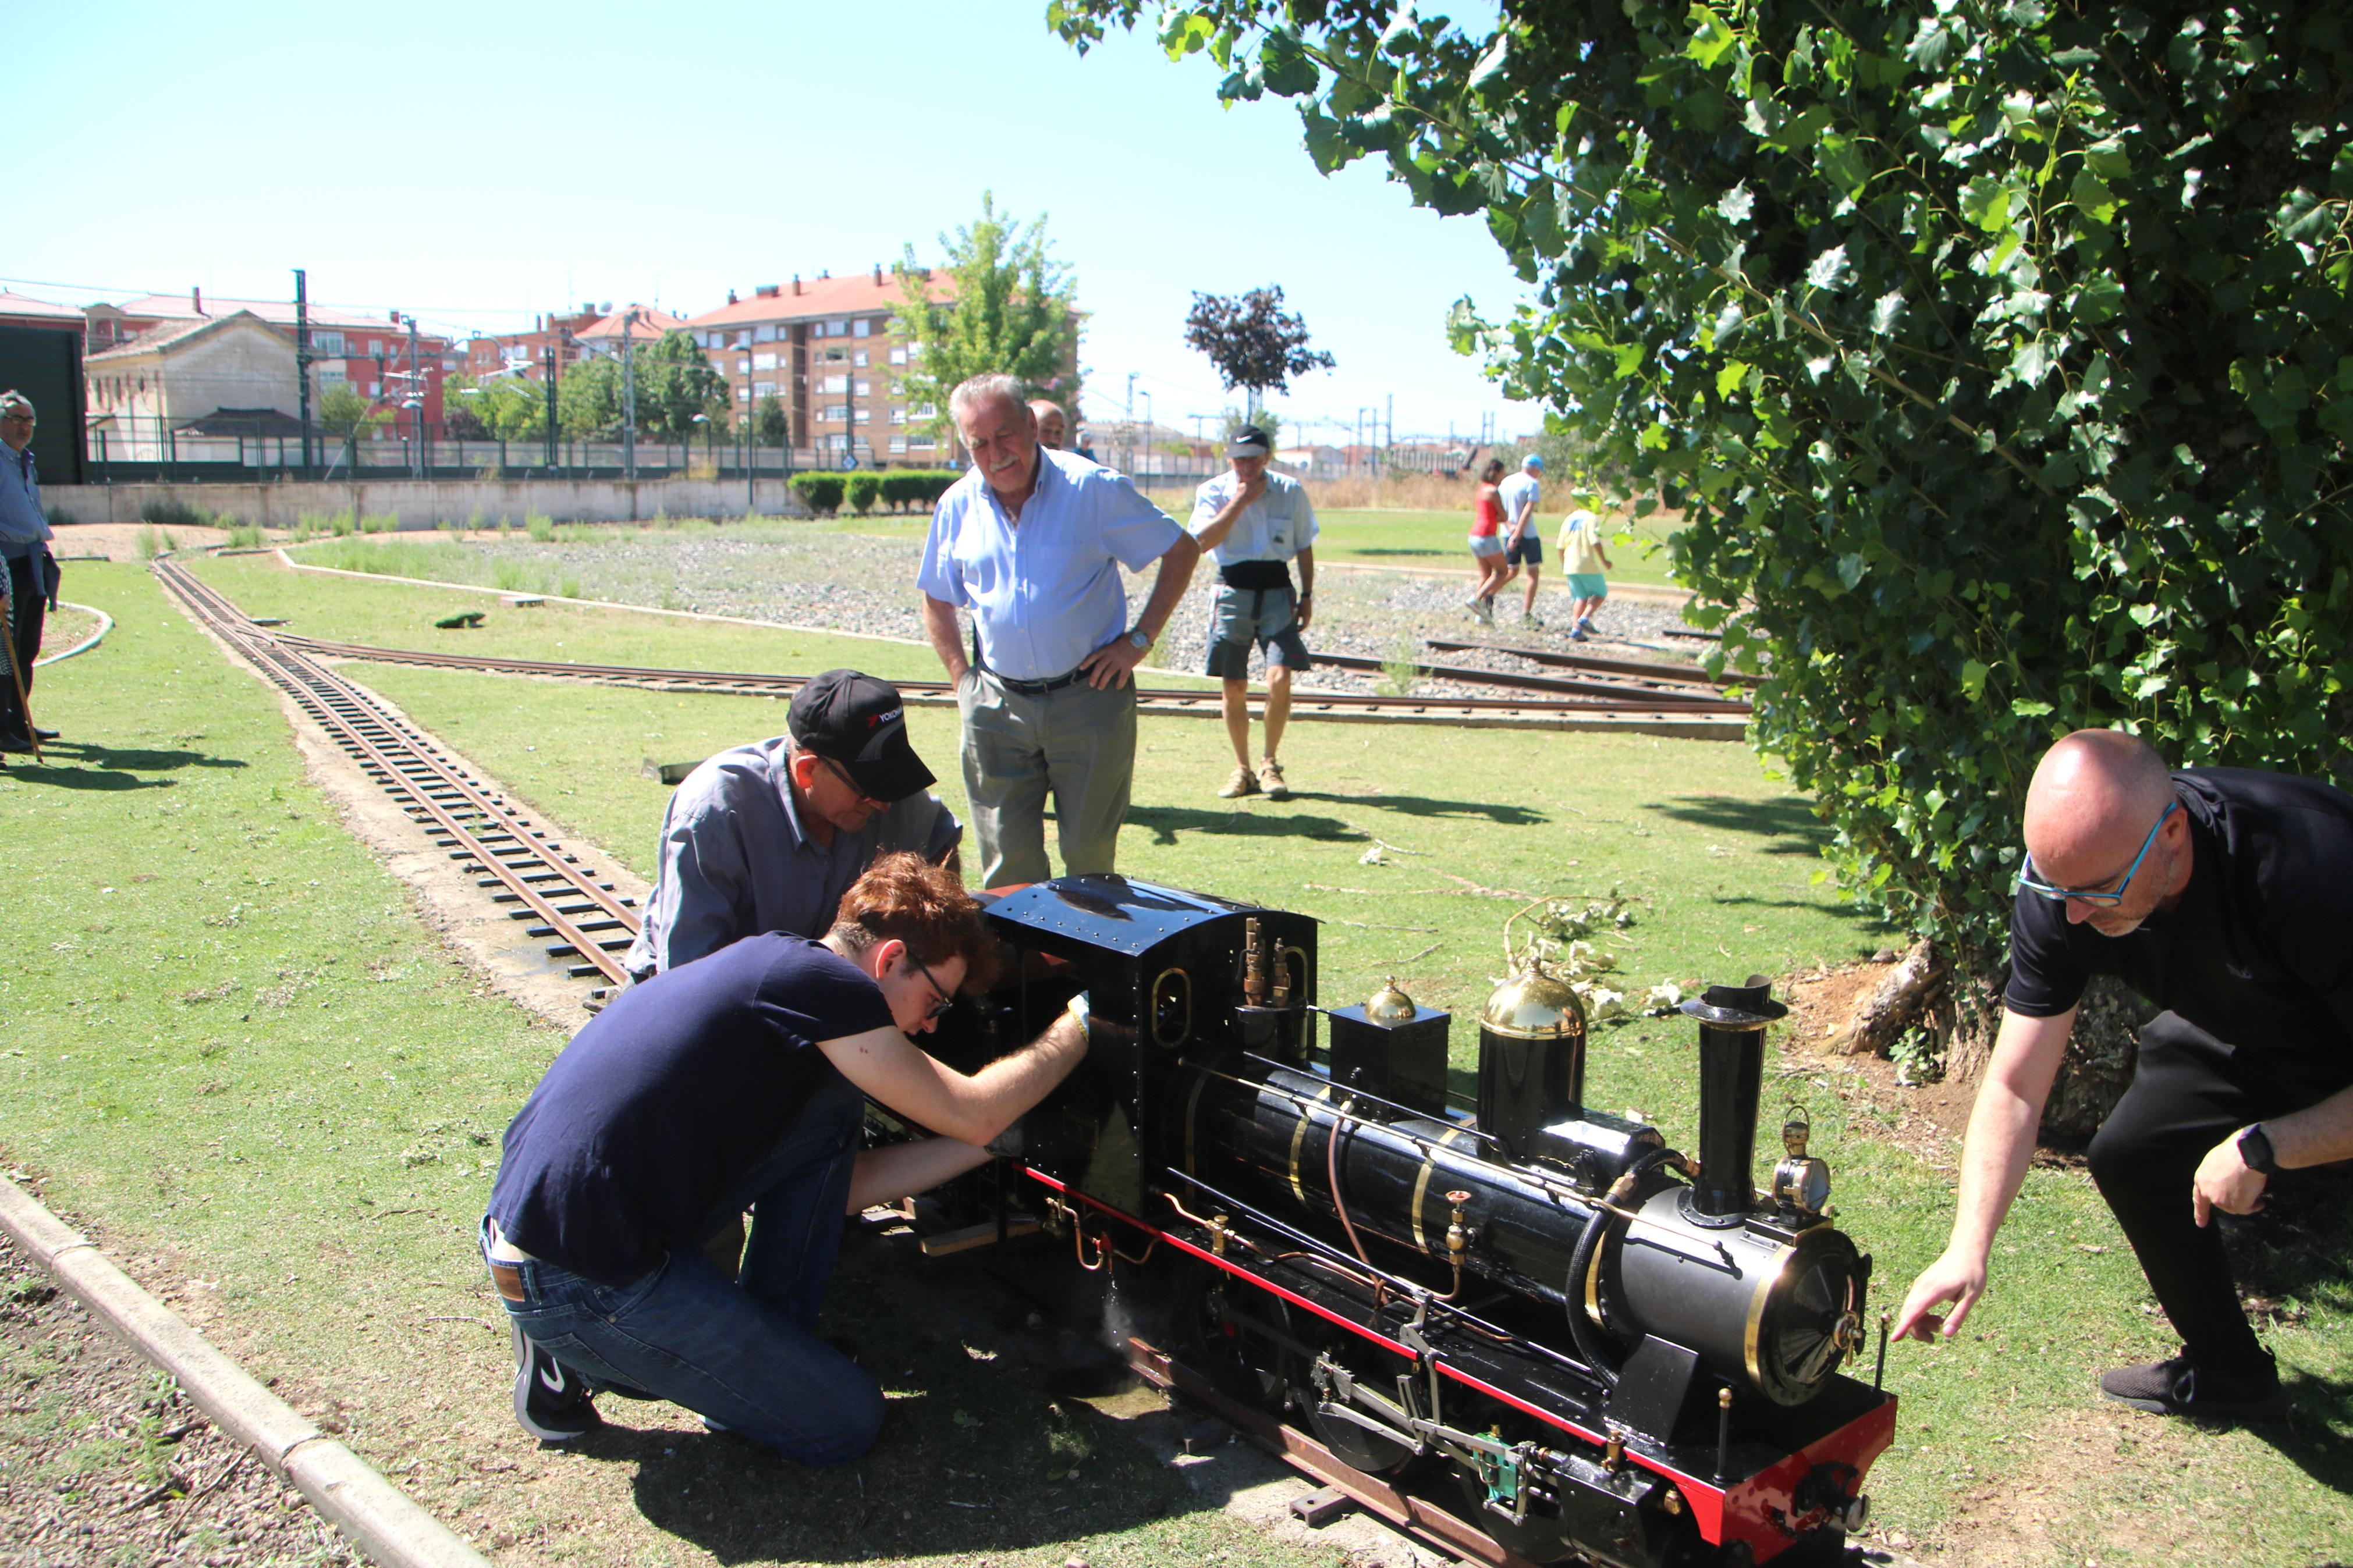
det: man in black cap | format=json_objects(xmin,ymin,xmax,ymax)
[
  {"xmin": 1189, "ymin": 424, "xmax": 1316, "ymax": 799},
  {"xmin": 622, "ymin": 670, "xmax": 962, "ymax": 981}
]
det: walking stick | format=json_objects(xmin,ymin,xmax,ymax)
[{"xmin": 0, "ymin": 578, "xmax": 39, "ymax": 764}]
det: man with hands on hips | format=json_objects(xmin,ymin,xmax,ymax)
[
  {"xmin": 917, "ymin": 373, "xmax": 1199, "ymax": 888},
  {"xmin": 1894, "ymin": 728, "xmax": 2353, "ymax": 1421}
]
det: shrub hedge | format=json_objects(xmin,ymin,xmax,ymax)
[{"xmin": 788, "ymin": 468, "xmax": 961, "ymax": 516}]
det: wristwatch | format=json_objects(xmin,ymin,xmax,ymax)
[
  {"xmin": 1127, "ymin": 627, "xmax": 1152, "ymax": 652},
  {"xmin": 2237, "ymin": 1123, "xmax": 2280, "ymax": 1177}
]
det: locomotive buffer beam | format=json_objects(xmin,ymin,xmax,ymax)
[{"xmin": 1124, "ymin": 1336, "xmax": 1548, "ymax": 1568}]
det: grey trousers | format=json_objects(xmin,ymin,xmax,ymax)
[{"xmin": 957, "ymin": 669, "xmax": 1136, "ymax": 888}]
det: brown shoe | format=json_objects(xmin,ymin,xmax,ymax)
[
  {"xmin": 1257, "ymin": 759, "xmax": 1290, "ymax": 800},
  {"xmin": 1219, "ymin": 765, "xmax": 1260, "ymax": 799}
]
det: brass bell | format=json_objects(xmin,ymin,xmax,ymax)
[
  {"xmin": 1479, "ymin": 954, "xmax": 1585, "ymax": 1040},
  {"xmin": 1366, "ymin": 976, "xmax": 1418, "ymax": 1023}
]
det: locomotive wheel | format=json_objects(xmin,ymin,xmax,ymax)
[
  {"xmin": 1173, "ymin": 1260, "xmax": 1297, "ymax": 1414},
  {"xmin": 1450, "ymin": 1470, "xmax": 1579, "ymax": 1565},
  {"xmin": 1300, "ymin": 1343, "xmax": 1434, "ymax": 1481}
]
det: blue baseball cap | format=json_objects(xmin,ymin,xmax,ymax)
[{"xmin": 1523, "ymin": 454, "xmax": 1545, "ymax": 471}]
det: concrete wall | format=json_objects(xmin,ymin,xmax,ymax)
[{"xmin": 41, "ymin": 476, "xmax": 815, "ymax": 530}]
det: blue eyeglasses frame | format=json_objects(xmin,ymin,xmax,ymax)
[{"xmin": 2014, "ymin": 800, "xmax": 2180, "ymax": 907}]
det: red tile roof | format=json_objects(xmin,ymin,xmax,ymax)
[
  {"xmin": 105, "ymin": 292, "xmax": 399, "ymax": 334},
  {"xmin": 86, "ymin": 310, "xmax": 291, "ymax": 362},
  {"xmin": 687, "ymin": 270, "xmax": 952, "ymax": 328},
  {"xmin": 575, "ymin": 305, "xmax": 689, "ymax": 343},
  {"xmin": 0, "ymin": 290, "xmax": 84, "ymax": 323}
]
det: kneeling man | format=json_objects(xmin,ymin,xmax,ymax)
[
  {"xmin": 1895, "ymin": 730, "xmax": 2353, "ymax": 1421},
  {"xmin": 484, "ymin": 852, "xmax": 1085, "ymax": 1457}
]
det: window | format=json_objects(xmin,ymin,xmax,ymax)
[
  {"xmin": 853, "ymin": 318, "xmax": 871, "ymax": 337},
  {"xmin": 754, "ymin": 351, "xmax": 777, "ymax": 370},
  {"xmin": 889, "ymin": 346, "xmax": 907, "ymax": 365},
  {"xmin": 853, "ymin": 350, "xmax": 868, "ymax": 368},
  {"xmin": 824, "ymin": 318, "xmax": 847, "ymax": 336},
  {"xmin": 853, "ymin": 379, "xmax": 869, "ymax": 397},
  {"xmin": 312, "ymin": 331, "xmax": 345, "ymax": 355},
  {"xmin": 890, "ymin": 436, "xmax": 908, "ymax": 454},
  {"xmin": 822, "ymin": 374, "xmax": 847, "ymax": 394},
  {"xmin": 910, "ymin": 432, "xmax": 936, "ymax": 448},
  {"xmin": 824, "ymin": 347, "xmax": 846, "ymax": 362},
  {"xmin": 853, "ymin": 408, "xmax": 871, "ymax": 424},
  {"xmin": 909, "ymin": 403, "xmax": 936, "ymax": 419},
  {"xmin": 739, "ymin": 357, "xmax": 753, "ymax": 375},
  {"xmin": 737, "ymin": 386, "xmax": 751, "ymax": 401},
  {"xmin": 823, "ymin": 404, "xmax": 849, "ymax": 421},
  {"xmin": 754, "ymin": 381, "xmax": 776, "ymax": 397},
  {"xmin": 755, "ymin": 325, "xmax": 776, "ymax": 343},
  {"xmin": 736, "ymin": 330, "xmax": 753, "ymax": 349},
  {"xmin": 890, "ymin": 408, "xmax": 906, "ymax": 425}
]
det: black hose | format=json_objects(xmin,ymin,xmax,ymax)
[{"xmin": 1564, "ymin": 1148, "xmax": 1677, "ymax": 1388}]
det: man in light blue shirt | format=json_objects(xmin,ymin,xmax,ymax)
[
  {"xmin": 1189, "ymin": 424, "xmax": 1316, "ymax": 800},
  {"xmin": 0, "ymin": 391, "xmax": 59, "ymax": 752},
  {"xmin": 918, "ymin": 374, "xmax": 1199, "ymax": 887},
  {"xmin": 1493, "ymin": 453, "xmax": 1545, "ymax": 628}
]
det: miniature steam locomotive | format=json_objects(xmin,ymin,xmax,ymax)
[{"xmin": 931, "ymin": 876, "xmax": 1895, "ymax": 1567}]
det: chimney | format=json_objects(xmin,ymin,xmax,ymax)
[
  {"xmin": 792, "ymin": 275, "xmax": 802, "ymax": 296},
  {"xmin": 1680, "ymin": 978, "xmax": 1788, "ymax": 1219},
  {"xmin": 819, "ymin": 269, "xmax": 829, "ymax": 280},
  {"xmin": 755, "ymin": 283, "xmax": 780, "ymax": 299},
  {"xmin": 872, "ymin": 263, "xmax": 882, "ymax": 284},
  {"xmin": 191, "ymin": 287, "xmax": 203, "ymax": 315},
  {"xmin": 727, "ymin": 289, "xmax": 738, "ymax": 305}
]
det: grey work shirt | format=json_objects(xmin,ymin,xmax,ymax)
[{"xmin": 622, "ymin": 736, "xmax": 962, "ymax": 982}]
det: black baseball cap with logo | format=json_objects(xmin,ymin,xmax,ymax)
[
  {"xmin": 1227, "ymin": 424, "xmax": 1272, "ymax": 458},
  {"xmin": 787, "ymin": 669, "xmax": 935, "ymax": 802}
]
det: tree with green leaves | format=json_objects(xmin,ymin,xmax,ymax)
[
  {"xmin": 442, "ymin": 375, "xmax": 547, "ymax": 443},
  {"xmin": 557, "ymin": 356, "xmax": 623, "ymax": 439},
  {"xmin": 754, "ymin": 392, "xmax": 790, "ymax": 447},
  {"xmin": 631, "ymin": 330, "xmax": 730, "ymax": 441},
  {"xmin": 896, "ymin": 193, "xmax": 1081, "ymax": 440},
  {"xmin": 316, "ymin": 382, "xmax": 388, "ymax": 472},
  {"xmin": 1053, "ymin": 2, "xmax": 2353, "ymax": 1105},
  {"xmin": 1184, "ymin": 285, "xmax": 1334, "ymax": 418}
]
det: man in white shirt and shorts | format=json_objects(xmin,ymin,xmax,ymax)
[
  {"xmin": 1494, "ymin": 454, "xmax": 1545, "ymax": 628},
  {"xmin": 1190, "ymin": 424, "xmax": 1316, "ymax": 801}
]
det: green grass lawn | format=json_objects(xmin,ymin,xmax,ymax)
[{"xmin": 6, "ymin": 556, "xmax": 2349, "ymax": 1567}]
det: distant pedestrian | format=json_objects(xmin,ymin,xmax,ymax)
[
  {"xmin": 0, "ymin": 391, "xmax": 59, "ymax": 754},
  {"xmin": 622, "ymin": 669, "xmax": 962, "ymax": 983},
  {"xmin": 1190, "ymin": 424, "xmax": 1315, "ymax": 801},
  {"xmin": 1557, "ymin": 503, "xmax": 1613, "ymax": 641},
  {"xmin": 1028, "ymin": 400, "xmax": 1070, "ymax": 451},
  {"xmin": 1492, "ymin": 454, "xmax": 1545, "ymax": 628},
  {"xmin": 1465, "ymin": 457, "xmax": 1509, "ymax": 624},
  {"xmin": 919, "ymin": 374, "xmax": 1200, "ymax": 886}
]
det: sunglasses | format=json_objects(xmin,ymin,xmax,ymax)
[
  {"xmin": 2014, "ymin": 801, "xmax": 2178, "ymax": 907},
  {"xmin": 908, "ymin": 954, "xmax": 957, "ymax": 1021},
  {"xmin": 817, "ymin": 753, "xmax": 888, "ymax": 810}
]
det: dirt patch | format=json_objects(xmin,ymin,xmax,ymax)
[
  {"xmin": 1905, "ymin": 1402, "xmax": 2208, "ymax": 1568},
  {"xmin": 0, "ymin": 1230, "xmax": 361, "ymax": 1568},
  {"xmin": 47, "ymin": 522, "xmax": 249, "ymax": 562}
]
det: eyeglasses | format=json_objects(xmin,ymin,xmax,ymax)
[
  {"xmin": 907, "ymin": 954, "xmax": 957, "ymax": 1021},
  {"xmin": 817, "ymin": 753, "xmax": 887, "ymax": 810},
  {"xmin": 0, "ymin": 413, "xmax": 32, "ymax": 425},
  {"xmin": 2015, "ymin": 801, "xmax": 2179, "ymax": 907}
]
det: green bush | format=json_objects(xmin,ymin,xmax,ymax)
[
  {"xmin": 844, "ymin": 472, "xmax": 883, "ymax": 515},
  {"xmin": 790, "ymin": 474, "xmax": 847, "ymax": 514},
  {"xmin": 140, "ymin": 498, "xmax": 213, "ymax": 531},
  {"xmin": 524, "ymin": 514, "xmax": 555, "ymax": 544},
  {"xmin": 358, "ymin": 513, "xmax": 398, "ymax": 535},
  {"xmin": 878, "ymin": 469, "xmax": 961, "ymax": 513}
]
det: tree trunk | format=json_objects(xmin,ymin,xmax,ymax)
[
  {"xmin": 1942, "ymin": 953, "xmax": 2152, "ymax": 1144},
  {"xmin": 1833, "ymin": 938, "xmax": 1944, "ymax": 1055}
]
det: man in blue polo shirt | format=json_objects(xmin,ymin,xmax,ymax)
[
  {"xmin": 918, "ymin": 374, "xmax": 1200, "ymax": 887},
  {"xmin": 484, "ymin": 852, "xmax": 1088, "ymax": 1457},
  {"xmin": 0, "ymin": 391, "xmax": 60, "ymax": 753}
]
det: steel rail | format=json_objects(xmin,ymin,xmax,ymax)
[
  {"xmin": 1310, "ymin": 651, "xmax": 1754, "ymax": 712},
  {"xmin": 1421, "ymin": 637, "xmax": 1765, "ymax": 689},
  {"xmin": 154, "ymin": 557, "xmax": 641, "ymax": 986}
]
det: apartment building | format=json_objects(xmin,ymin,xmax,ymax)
[
  {"xmin": 462, "ymin": 306, "xmax": 604, "ymax": 382},
  {"xmin": 575, "ymin": 305, "xmax": 690, "ymax": 360},
  {"xmin": 685, "ymin": 266, "xmax": 955, "ymax": 463}
]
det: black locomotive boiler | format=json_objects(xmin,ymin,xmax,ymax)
[{"xmin": 931, "ymin": 876, "xmax": 1895, "ymax": 1568}]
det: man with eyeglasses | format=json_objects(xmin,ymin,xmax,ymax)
[
  {"xmin": 484, "ymin": 852, "xmax": 1091, "ymax": 1453},
  {"xmin": 0, "ymin": 390, "xmax": 61, "ymax": 752},
  {"xmin": 1895, "ymin": 728, "xmax": 2353, "ymax": 1421},
  {"xmin": 623, "ymin": 669, "xmax": 962, "ymax": 982}
]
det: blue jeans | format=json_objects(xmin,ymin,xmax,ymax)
[{"xmin": 489, "ymin": 1068, "xmax": 883, "ymax": 1464}]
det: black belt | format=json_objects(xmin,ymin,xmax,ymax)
[{"xmin": 985, "ymin": 665, "xmax": 1086, "ymax": 696}]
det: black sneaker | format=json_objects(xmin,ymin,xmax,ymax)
[
  {"xmin": 2099, "ymin": 1349, "xmax": 2289, "ymax": 1422},
  {"xmin": 512, "ymin": 1322, "xmax": 599, "ymax": 1441}
]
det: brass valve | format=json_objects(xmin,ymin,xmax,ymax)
[
  {"xmin": 1603, "ymin": 1431, "xmax": 1625, "ymax": 1473},
  {"xmin": 1445, "ymin": 1190, "xmax": 1473, "ymax": 1258},
  {"xmin": 1211, "ymin": 1213, "xmax": 1230, "ymax": 1258}
]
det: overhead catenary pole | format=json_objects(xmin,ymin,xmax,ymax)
[
  {"xmin": 542, "ymin": 345, "xmax": 558, "ymax": 470},
  {"xmin": 622, "ymin": 309, "xmax": 638, "ymax": 482},
  {"xmin": 406, "ymin": 313, "xmax": 424, "ymax": 479},
  {"xmin": 293, "ymin": 269, "xmax": 314, "ymax": 479}
]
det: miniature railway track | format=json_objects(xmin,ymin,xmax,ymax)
[
  {"xmin": 1421, "ymin": 636, "xmax": 1764, "ymax": 689},
  {"xmin": 154, "ymin": 556, "xmax": 643, "ymax": 986}
]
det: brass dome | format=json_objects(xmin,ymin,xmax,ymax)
[
  {"xmin": 1366, "ymin": 976, "xmax": 1418, "ymax": 1023},
  {"xmin": 1480, "ymin": 955, "xmax": 1586, "ymax": 1039}
]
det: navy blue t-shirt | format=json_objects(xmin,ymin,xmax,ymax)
[
  {"xmin": 2005, "ymin": 768, "xmax": 2353, "ymax": 1058},
  {"xmin": 487, "ymin": 934, "xmax": 893, "ymax": 1285}
]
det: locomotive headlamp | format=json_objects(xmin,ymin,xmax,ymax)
[{"xmin": 1772, "ymin": 1103, "xmax": 1833, "ymax": 1217}]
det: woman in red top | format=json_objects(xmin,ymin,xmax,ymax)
[{"xmin": 1465, "ymin": 457, "xmax": 1509, "ymax": 624}]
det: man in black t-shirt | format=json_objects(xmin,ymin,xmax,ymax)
[
  {"xmin": 1893, "ymin": 730, "xmax": 2353, "ymax": 1421},
  {"xmin": 481, "ymin": 853, "xmax": 1088, "ymax": 1457}
]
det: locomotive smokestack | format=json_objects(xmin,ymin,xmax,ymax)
[{"xmin": 1680, "ymin": 976, "xmax": 1788, "ymax": 1221}]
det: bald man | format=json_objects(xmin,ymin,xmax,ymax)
[
  {"xmin": 1894, "ymin": 731, "xmax": 2353, "ymax": 1421},
  {"xmin": 1028, "ymin": 400, "xmax": 1069, "ymax": 451}
]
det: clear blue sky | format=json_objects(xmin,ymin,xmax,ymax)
[{"xmin": 6, "ymin": 1, "xmax": 1535, "ymax": 447}]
